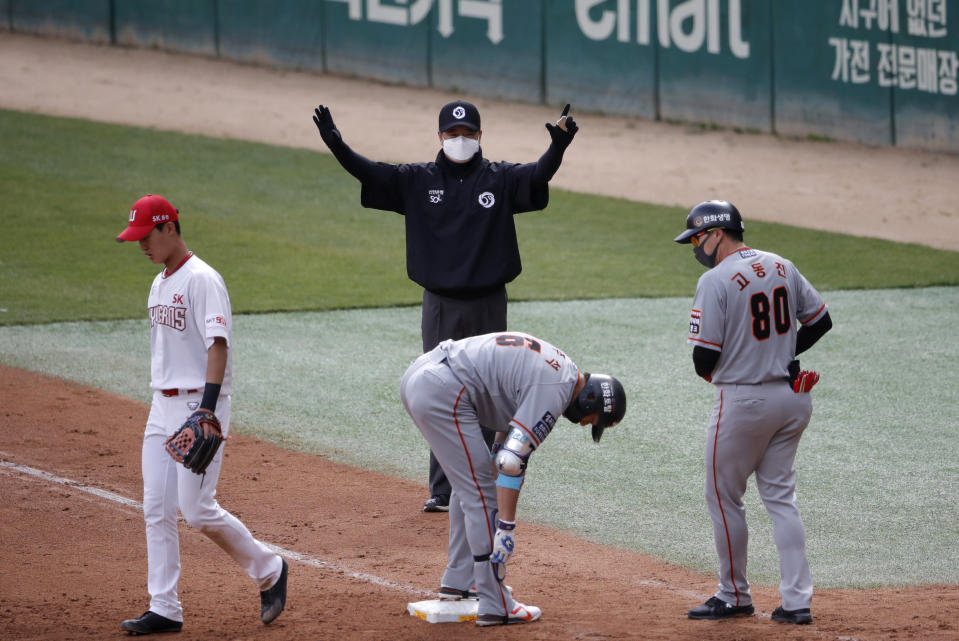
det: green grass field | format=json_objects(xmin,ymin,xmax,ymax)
[
  {"xmin": 2, "ymin": 108, "xmax": 957, "ymax": 589},
  {"xmin": 2, "ymin": 108, "xmax": 958, "ymax": 326}
]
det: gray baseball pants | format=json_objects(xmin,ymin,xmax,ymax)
[
  {"xmin": 705, "ymin": 381, "xmax": 814, "ymax": 611},
  {"xmin": 400, "ymin": 348, "xmax": 515, "ymax": 618}
]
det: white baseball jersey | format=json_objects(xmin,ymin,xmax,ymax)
[
  {"xmin": 688, "ymin": 247, "xmax": 827, "ymax": 384},
  {"xmin": 147, "ymin": 254, "xmax": 232, "ymax": 393},
  {"xmin": 438, "ymin": 332, "xmax": 579, "ymax": 444}
]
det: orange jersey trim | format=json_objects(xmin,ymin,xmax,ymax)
[
  {"xmin": 689, "ymin": 336, "xmax": 722, "ymax": 349},
  {"xmin": 800, "ymin": 302, "xmax": 827, "ymax": 325}
]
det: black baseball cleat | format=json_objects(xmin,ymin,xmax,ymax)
[
  {"xmin": 687, "ymin": 596, "xmax": 755, "ymax": 620},
  {"xmin": 438, "ymin": 585, "xmax": 478, "ymax": 600},
  {"xmin": 260, "ymin": 558, "xmax": 289, "ymax": 624},
  {"xmin": 423, "ymin": 495, "xmax": 450, "ymax": 512},
  {"xmin": 771, "ymin": 606, "xmax": 812, "ymax": 624},
  {"xmin": 120, "ymin": 611, "xmax": 182, "ymax": 635}
]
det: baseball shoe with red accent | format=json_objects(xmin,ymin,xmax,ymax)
[
  {"xmin": 688, "ymin": 596, "xmax": 754, "ymax": 620},
  {"xmin": 475, "ymin": 602, "xmax": 541, "ymax": 626},
  {"xmin": 772, "ymin": 606, "xmax": 812, "ymax": 624}
]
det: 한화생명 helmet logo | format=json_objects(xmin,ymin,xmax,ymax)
[
  {"xmin": 478, "ymin": 192, "xmax": 495, "ymax": 208},
  {"xmin": 452, "ymin": 106, "xmax": 466, "ymax": 119}
]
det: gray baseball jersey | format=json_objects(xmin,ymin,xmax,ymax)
[
  {"xmin": 400, "ymin": 332, "xmax": 578, "ymax": 619},
  {"xmin": 688, "ymin": 248, "xmax": 827, "ymax": 384},
  {"xmin": 439, "ymin": 332, "xmax": 579, "ymax": 439},
  {"xmin": 686, "ymin": 246, "xmax": 827, "ymax": 612}
]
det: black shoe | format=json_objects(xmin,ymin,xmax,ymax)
[
  {"xmin": 771, "ymin": 606, "xmax": 812, "ymax": 624},
  {"xmin": 120, "ymin": 611, "xmax": 182, "ymax": 635},
  {"xmin": 423, "ymin": 495, "xmax": 449, "ymax": 512},
  {"xmin": 438, "ymin": 585, "xmax": 477, "ymax": 600},
  {"xmin": 260, "ymin": 558, "xmax": 288, "ymax": 624},
  {"xmin": 687, "ymin": 596, "xmax": 755, "ymax": 620}
]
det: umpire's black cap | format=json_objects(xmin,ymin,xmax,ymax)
[{"xmin": 439, "ymin": 100, "xmax": 481, "ymax": 132}]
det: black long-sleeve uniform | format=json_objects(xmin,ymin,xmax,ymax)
[{"xmin": 320, "ymin": 129, "xmax": 567, "ymax": 297}]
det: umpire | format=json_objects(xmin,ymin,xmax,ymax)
[{"xmin": 313, "ymin": 99, "xmax": 578, "ymax": 512}]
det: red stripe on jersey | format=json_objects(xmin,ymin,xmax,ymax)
[
  {"xmin": 689, "ymin": 336, "xmax": 722, "ymax": 348},
  {"xmin": 510, "ymin": 418, "xmax": 540, "ymax": 448},
  {"xmin": 711, "ymin": 390, "xmax": 743, "ymax": 605}
]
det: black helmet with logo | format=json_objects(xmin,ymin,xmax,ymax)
[{"xmin": 674, "ymin": 200, "xmax": 744, "ymax": 244}]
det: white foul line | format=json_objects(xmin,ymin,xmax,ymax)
[{"xmin": 0, "ymin": 458, "xmax": 433, "ymax": 598}]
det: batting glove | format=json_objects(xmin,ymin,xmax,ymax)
[
  {"xmin": 490, "ymin": 519, "xmax": 516, "ymax": 565},
  {"xmin": 792, "ymin": 369, "xmax": 820, "ymax": 393},
  {"xmin": 788, "ymin": 359, "xmax": 820, "ymax": 393}
]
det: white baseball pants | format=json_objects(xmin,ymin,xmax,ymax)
[{"xmin": 141, "ymin": 391, "xmax": 282, "ymax": 621}]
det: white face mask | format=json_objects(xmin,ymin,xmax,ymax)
[{"xmin": 442, "ymin": 135, "xmax": 479, "ymax": 163}]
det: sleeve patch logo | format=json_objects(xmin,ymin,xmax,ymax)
[
  {"xmin": 205, "ymin": 314, "xmax": 227, "ymax": 328},
  {"xmin": 530, "ymin": 411, "xmax": 556, "ymax": 443},
  {"xmin": 689, "ymin": 308, "xmax": 701, "ymax": 335},
  {"xmin": 478, "ymin": 191, "xmax": 495, "ymax": 208}
]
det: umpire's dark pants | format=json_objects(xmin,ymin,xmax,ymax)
[{"xmin": 421, "ymin": 286, "xmax": 506, "ymax": 499}]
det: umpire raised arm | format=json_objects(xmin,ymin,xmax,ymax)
[{"xmin": 312, "ymin": 99, "xmax": 578, "ymax": 513}]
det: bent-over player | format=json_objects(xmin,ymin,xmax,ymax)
[
  {"xmin": 674, "ymin": 201, "xmax": 832, "ymax": 625},
  {"xmin": 400, "ymin": 332, "xmax": 625, "ymax": 626},
  {"xmin": 116, "ymin": 195, "xmax": 288, "ymax": 635}
]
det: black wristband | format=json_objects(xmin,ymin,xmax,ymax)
[{"xmin": 201, "ymin": 382, "xmax": 221, "ymax": 412}]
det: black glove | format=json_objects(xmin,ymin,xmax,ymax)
[
  {"xmin": 544, "ymin": 103, "xmax": 578, "ymax": 149},
  {"xmin": 312, "ymin": 105, "xmax": 341, "ymax": 145}
]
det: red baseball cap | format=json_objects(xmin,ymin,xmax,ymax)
[{"xmin": 116, "ymin": 194, "xmax": 179, "ymax": 242}]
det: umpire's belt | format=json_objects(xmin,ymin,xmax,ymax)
[{"xmin": 161, "ymin": 388, "xmax": 200, "ymax": 397}]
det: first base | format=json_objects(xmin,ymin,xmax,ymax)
[{"xmin": 407, "ymin": 599, "xmax": 478, "ymax": 623}]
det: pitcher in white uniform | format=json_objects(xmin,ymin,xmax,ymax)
[
  {"xmin": 116, "ymin": 194, "xmax": 288, "ymax": 635},
  {"xmin": 400, "ymin": 332, "xmax": 625, "ymax": 626},
  {"xmin": 674, "ymin": 201, "xmax": 832, "ymax": 626}
]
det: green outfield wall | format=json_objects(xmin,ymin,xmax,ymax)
[{"xmin": 5, "ymin": 0, "xmax": 958, "ymax": 152}]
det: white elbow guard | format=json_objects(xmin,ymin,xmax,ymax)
[
  {"xmin": 495, "ymin": 447, "xmax": 526, "ymax": 476},
  {"xmin": 495, "ymin": 427, "xmax": 534, "ymax": 476}
]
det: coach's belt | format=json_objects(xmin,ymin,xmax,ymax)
[{"xmin": 161, "ymin": 388, "xmax": 200, "ymax": 397}]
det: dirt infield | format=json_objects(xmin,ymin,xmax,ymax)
[
  {"xmin": 1, "ymin": 31, "xmax": 958, "ymax": 641},
  {"xmin": 2, "ymin": 365, "xmax": 958, "ymax": 640}
]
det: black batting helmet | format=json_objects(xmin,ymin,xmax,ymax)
[
  {"xmin": 674, "ymin": 200, "xmax": 744, "ymax": 243},
  {"xmin": 564, "ymin": 373, "xmax": 627, "ymax": 443}
]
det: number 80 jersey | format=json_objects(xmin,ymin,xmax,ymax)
[{"xmin": 687, "ymin": 247, "xmax": 827, "ymax": 385}]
